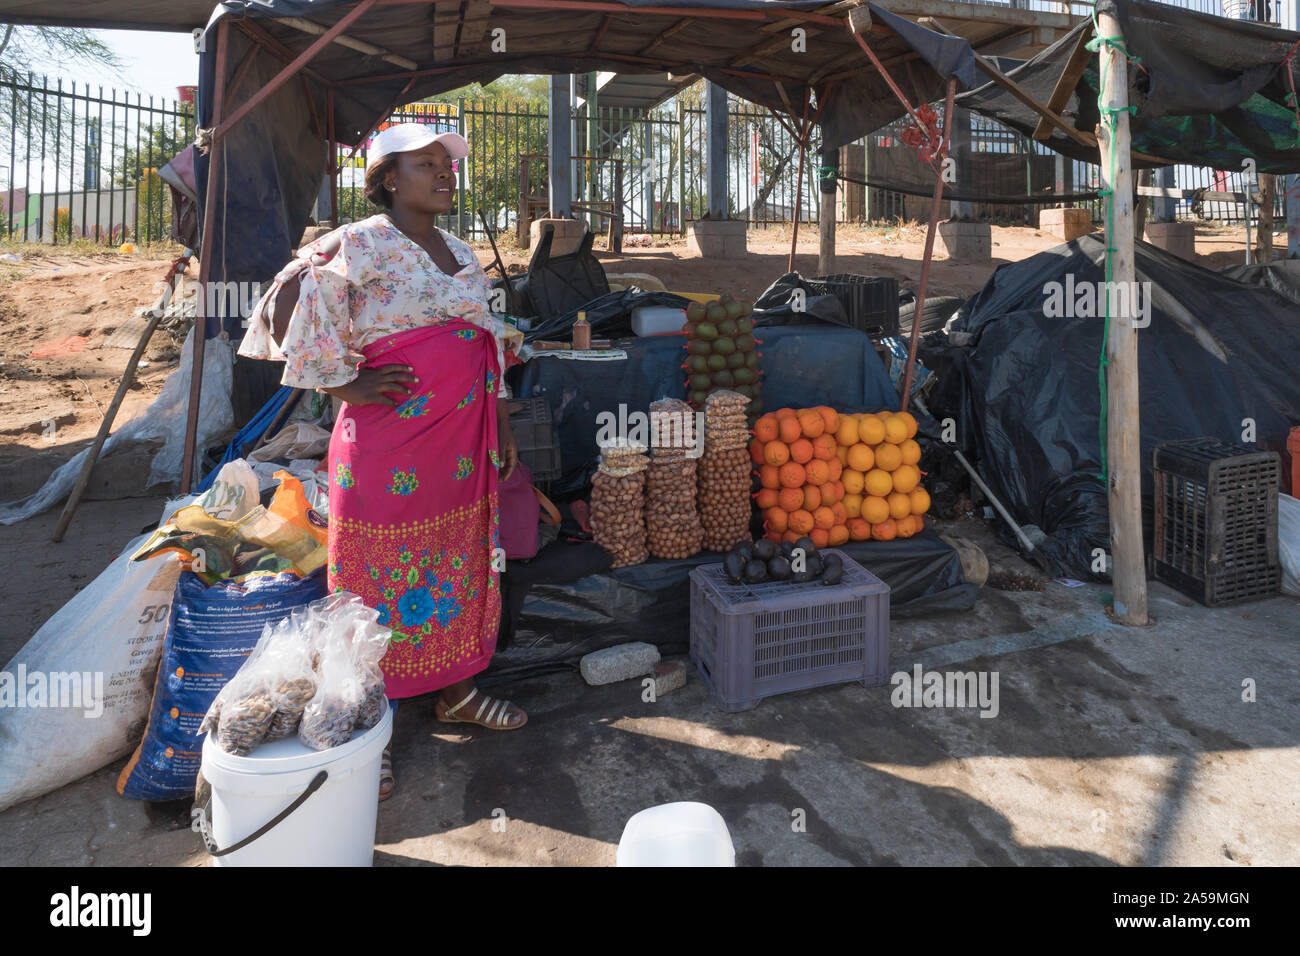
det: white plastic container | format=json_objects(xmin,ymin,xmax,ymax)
[
  {"xmin": 199, "ymin": 702, "xmax": 393, "ymax": 867},
  {"xmin": 616, "ymin": 802, "xmax": 735, "ymax": 867},
  {"xmin": 631, "ymin": 306, "xmax": 687, "ymax": 337}
]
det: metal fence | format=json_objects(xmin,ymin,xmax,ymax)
[{"xmin": 0, "ymin": 69, "xmax": 196, "ymax": 245}]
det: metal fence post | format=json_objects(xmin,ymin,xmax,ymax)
[{"xmin": 457, "ymin": 96, "xmax": 465, "ymax": 236}]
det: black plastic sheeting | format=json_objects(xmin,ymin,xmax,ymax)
[
  {"xmin": 509, "ymin": 325, "xmax": 900, "ymax": 498},
  {"xmin": 522, "ymin": 290, "xmax": 693, "ymax": 344},
  {"xmin": 958, "ymin": 0, "xmax": 1300, "ymax": 173},
  {"xmin": 751, "ymin": 273, "xmax": 850, "ymax": 327},
  {"xmin": 921, "ymin": 236, "xmax": 1300, "ymax": 580},
  {"xmin": 482, "ymin": 532, "xmax": 977, "ymax": 683}
]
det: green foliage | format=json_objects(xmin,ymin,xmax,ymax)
[
  {"xmin": 114, "ymin": 118, "xmax": 195, "ymax": 189},
  {"xmin": 52, "ymin": 206, "xmax": 72, "ymax": 241}
]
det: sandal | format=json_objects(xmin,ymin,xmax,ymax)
[
  {"xmin": 379, "ymin": 747, "xmax": 395, "ymax": 801},
  {"xmin": 435, "ymin": 686, "xmax": 528, "ymax": 730}
]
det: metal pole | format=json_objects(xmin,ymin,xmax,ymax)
[
  {"xmin": 818, "ymin": 144, "xmax": 837, "ymax": 275},
  {"xmin": 705, "ymin": 81, "xmax": 727, "ymax": 219},
  {"xmin": 180, "ymin": 20, "xmax": 229, "ymax": 494},
  {"xmin": 788, "ymin": 92, "xmax": 810, "ymax": 274},
  {"xmin": 676, "ymin": 96, "xmax": 685, "ymax": 233},
  {"xmin": 547, "ymin": 74, "xmax": 571, "ymax": 217},
  {"xmin": 1097, "ymin": 0, "xmax": 1148, "ymax": 625}
]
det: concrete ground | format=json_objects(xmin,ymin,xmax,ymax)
[{"xmin": 1, "ymin": 502, "xmax": 1296, "ymax": 867}]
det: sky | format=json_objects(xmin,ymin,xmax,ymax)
[{"xmin": 85, "ymin": 29, "xmax": 201, "ymax": 103}]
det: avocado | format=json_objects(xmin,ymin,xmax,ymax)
[
  {"xmin": 745, "ymin": 351, "xmax": 759, "ymax": 369},
  {"xmin": 749, "ymin": 397, "xmax": 763, "ymax": 415},
  {"xmin": 690, "ymin": 373, "xmax": 712, "ymax": 391},
  {"xmin": 732, "ymin": 367, "xmax": 755, "ymax": 385},
  {"xmin": 686, "ymin": 301, "xmax": 706, "ymax": 323},
  {"xmin": 780, "ymin": 541, "xmax": 795, "ymax": 557},
  {"xmin": 742, "ymin": 560, "xmax": 769, "ymax": 584},
  {"xmin": 689, "ymin": 355, "xmax": 710, "ymax": 373},
  {"xmin": 722, "ymin": 552, "xmax": 746, "ymax": 584},
  {"xmin": 707, "ymin": 354, "xmax": 728, "ymax": 371},
  {"xmin": 753, "ymin": 538, "xmax": 777, "ymax": 561},
  {"xmin": 726, "ymin": 350, "xmax": 746, "ymax": 369},
  {"xmin": 767, "ymin": 556, "xmax": 792, "ymax": 581},
  {"xmin": 711, "ymin": 369, "xmax": 735, "ymax": 388},
  {"xmin": 696, "ymin": 322, "xmax": 719, "ymax": 341},
  {"xmin": 712, "ymin": 336, "xmax": 736, "ymax": 356},
  {"xmin": 718, "ymin": 318, "xmax": 738, "ymax": 338},
  {"xmin": 734, "ymin": 384, "xmax": 756, "ymax": 399},
  {"xmin": 735, "ymin": 333, "xmax": 756, "ymax": 352},
  {"xmin": 688, "ymin": 339, "xmax": 711, "ymax": 356},
  {"xmin": 790, "ymin": 567, "xmax": 815, "ymax": 584},
  {"xmin": 807, "ymin": 554, "xmax": 824, "ymax": 577},
  {"xmin": 706, "ymin": 301, "xmax": 726, "ymax": 324},
  {"xmin": 732, "ymin": 540, "xmax": 755, "ymax": 562},
  {"xmin": 736, "ymin": 316, "xmax": 753, "ymax": 335},
  {"xmin": 820, "ymin": 553, "xmax": 844, "ymax": 586},
  {"xmin": 794, "ymin": 536, "xmax": 817, "ymax": 556},
  {"xmin": 689, "ymin": 389, "xmax": 709, "ymax": 406}
]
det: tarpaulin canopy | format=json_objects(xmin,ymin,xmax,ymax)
[
  {"xmin": 958, "ymin": 0, "xmax": 1300, "ymax": 173},
  {"xmin": 190, "ymin": 0, "xmax": 983, "ymax": 325}
]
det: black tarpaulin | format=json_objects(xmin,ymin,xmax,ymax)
[
  {"xmin": 958, "ymin": 0, "xmax": 1300, "ymax": 173},
  {"xmin": 921, "ymin": 238, "xmax": 1300, "ymax": 580}
]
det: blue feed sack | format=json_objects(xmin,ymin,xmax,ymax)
[{"xmin": 117, "ymin": 568, "xmax": 326, "ymax": 801}]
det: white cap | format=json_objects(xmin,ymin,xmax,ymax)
[{"xmin": 368, "ymin": 122, "xmax": 469, "ymax": 170}]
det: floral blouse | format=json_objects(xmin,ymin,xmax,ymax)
[{"xmin": 239, "ymin": 214, "xmax": 520, "ymax": 395}]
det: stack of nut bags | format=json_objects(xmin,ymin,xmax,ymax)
[
  {"xmin": 698, "ymin": 389, "xmax": 753, "ymax": 551},
  {"xmin": 590, "ymin": 438, "xmax": 649, "ymax": 567},
  {"xmin": 645, "ymin": 398, "xmax": 704, "ymax": 559}
]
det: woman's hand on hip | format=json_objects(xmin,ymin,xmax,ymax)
[
  {"xmin": 322, "ymin": 365, "xmax": 417, "ymax": 406},
  {"xmin": 497, "ymin": 399, "xmax": 518, "ymax": 481}
]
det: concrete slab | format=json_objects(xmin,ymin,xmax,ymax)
[
  {"xmin": 938, "ymin": 221, "xmax": 991, "ymax": 261},
  {"xmin": 2, "ymin": 516, "xmax": 1296, "ymax": 867}
]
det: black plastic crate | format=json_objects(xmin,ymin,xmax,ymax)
[
  {"xmin": 1151, "ymin": 437, "xmax": 1281, "ymax": 606},
  {"xmin": 509, "ymin": 395, "xmax": 561, "ymax": 483},
  {"xmin": 808, "ymin": 274, "xmax": 900, "ymax": 338}
]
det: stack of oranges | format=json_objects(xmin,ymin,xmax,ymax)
[{"xmin": 749, "ymin": 406, "xmax": 930, "ymax": 546}]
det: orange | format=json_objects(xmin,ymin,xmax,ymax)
[
  {"xmin": 895, "ymin": 411, "xmax": 919, "ymax": 439},
  {"xmin": 882, "ymin": 414, "xmax": 909, "ymax": 445},
  {"xmin": 753, "ymin": 415, "xmax": 779, "ymax": 443},
  {"xmin": 846, "ymin": 443, "xmax": 875, "ymax": 472},
  {"xmin": 835, "ymin": 445, "xmax": 849, "ymax": 464},
  {"xmin": 835, "ymin": 415, "xmax": 859, "ymax": 447},
  {"xmin": 809, "ymin": 528, "xmax": 830, "ymax": 549},
  {"xmin": 778, "ymin": 461, "xmax": 806, "ymax": 488},
  {"xmin": 913, "ymin": 513, "xmax": 924, "ymax": 532},
  {"xmin": 804, "ymin": 459, "xmax": 830, "ymax": 486},
  {"xmin": 871, "ymin": 518, "xmax": 898, "ymax": 541},
  {"xmin": 816, "ymin": 406, "xmax": 839, "ymax": 434},
  {"xmin": 760, "ymin": 464, "xmax": 781, "ymax": 489},
  {"xmin": 848, "ymin": 517, "xmax": 872, "ymax": 541},
  {"xmin": 831, "ymin": 480, "xmax": 845, "ymax": 503},
  {"xmin": 764, "ymin": 440, "xmax": 790, "ymax": 467},
  {"xmin": 783, "ymin": 529, "xmax": 803, "ymax": 544},
  {"xmin": 778, "ymin": 487, "xmax": 804, "ymax": 512},
  {"xmin": 749, "ymin": 437, "xmax": 766, "ymax": 465},
  {"xmin": 755, "ymin": 488, "xmax": 779, "ymax": 510},
  {"xmin": 891, "ymin": 463, "xmax": 920, "ymax": 493},
  {"xmin": 841, "ymin": 468, "xmax": 865, "ymax": 496},
  {"xmin": 813, "ymin": 506, "xmax": 836, "ymax": 530},
  {"xmin": 909, "ymin": 487, "xmax": 931, "ymax": 515},
  {"xmin": 778, "ymin": 415, "xmax": 802, "ymax": 444},
  {"xmin": 842, "ymin": 493, "xmax": 863, "ymax": 518},
  {"xmin": 894, "ymin": 514, "xmax": 917, "ymax": 538},
  {"xmin": 861, "ymin": 495, "xmax": 890, "ymax": 524},
  {"xmin": 887, "ymin": 491, "xmax": 912, "ymax": 521},
  {"xmin": 858, "ymin": 416, "xmax": 886, "ymax": 445},
  {"xmin": 798, "ymin": 410, "xmax": 825, "ymax": 438},
  {"xmin": 774, "ymin": 407, "xmax": 796, "ymax": 420},
  {"xmin": 818, "ymin": 478, "xmax": 839, "ymax": 504},
  {"xmin": 899, "ymin": 438, "xmax": 921, "ymax": 466},
  {"xmin": 789, "ymin": 438, "xmax": 814, "ymax": 464},
  {"xmin": 874, "ymin": 443, "xmax": 902, "ymax": 472},
  {"xmin": 812, "ymin": 434, "xmax": 838, "ymax": 461},
  {"xmin": 802, "ymin": 484, "xmax": 822, "ymax": 511},
  {"xmin": 765, "ymin": 507, "xmax": 789, "ymax": 533},
  {"xmin": 864, "ymin": 468, "xmax": 893, "ymax": 497},
  {"xmin": 826, "ymin": 457, "xmax": 843, "ymax": 482},
  {"xmin": 828, "ymin": 525, "xmax": 850, "ymax": 546},
  {"xmin": 830, "ymin": 501, "xmax": 848, "ymax": 525},
  {"xmin": 788, "ymin": 508, "xmax": 815, "ymax": 534}
]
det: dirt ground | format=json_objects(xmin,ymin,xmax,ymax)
[{"xmin": 1, "ymin": 220, "xmax": 1295, "ymax": 867}]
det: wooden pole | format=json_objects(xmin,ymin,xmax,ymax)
[
  {"xmin": 818, "ymin": 145, "xmax": 837, "ymax": 275},
  {"xmin": 787, "ymin": 91, "xmax": 810, "ymax": 274},
  {"xmin": 897, "ymin": 76, "xmax": 956, "ymax": 408},
  {"xmin": 180, "ymin": 19, "xmax": 229, "ymax": 495},
  {"xmin": 52, "ymin": 254, "xmax": 192, "ymax": 542},
  {"xmin": 1097, "ymin": 1, "xmax": 1148, "ymax": 626}
]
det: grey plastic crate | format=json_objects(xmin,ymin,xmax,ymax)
[
  {"xmin": 689, "ymin": 550, "xmax": 891, "ymax": 712},
  {"xmin": 509, "ymin": 395, "xmax": 562, "ymax": 482}
]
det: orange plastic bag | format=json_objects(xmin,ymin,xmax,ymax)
[{"xmin": 268, "ymin": 469, "xmax": 329, "ymax": 547}]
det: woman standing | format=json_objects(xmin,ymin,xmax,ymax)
[{"xmin": 241, "ymin": 124, "xmax": 528, "ymax": 798}]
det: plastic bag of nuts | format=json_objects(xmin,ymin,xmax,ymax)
[
  {"xmin": 298, "ymin": 629, "xmax": 363, "ymax": 751},
  {"xmin": 591, "ymin": 471, "xmax": 649, "ymax": 567},
  {"xmin": 645, "ymin": 401, "xmax": 704, "ymax": 559}
]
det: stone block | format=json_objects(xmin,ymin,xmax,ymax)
[
  {"xmin": 1039, "ymin": 207, "xmax": 1093, "ymax": 241},
  {"xmin": 938, "ymin": 221, "xmax": 991, "ymax": 261},
  {"xmin": 652, "ymin": 660, "xmax": 688, "ymax": 697},
  {"xmin": 1144, "ymin": 221, "xmax": 1196, "ymax": 261},
  {"xmin": 686, "ymin": 219, "xmax": 747, "ymax": 258},
  {"xmin": 579, "ymin": 642, "xmax": 661, "ymax": 686},
  {"xmin": 529, "ymin": 218, "xmax": 588, "ymax": 257}
]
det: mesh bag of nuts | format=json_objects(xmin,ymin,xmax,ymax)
[
  {"xmin": 645, "ymin": 399, "xmax": 704, "ymax": 559},
  {"xmin": 698, "ymin": 391, "xmax": 753, "ymax": 551},
  {"xmin": 591, "ymin": 471, "xmax": 649, "ymax": 567}
]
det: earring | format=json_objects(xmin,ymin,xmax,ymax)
[{"xmin": 388, "ymin": 184, "xmax": 396, "ymax": 192}]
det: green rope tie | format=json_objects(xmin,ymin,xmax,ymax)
[{"xmin": 817, "ymin": 165, "xmax": 837, "ymax": 182}]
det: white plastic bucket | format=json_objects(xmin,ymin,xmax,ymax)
[
  {"xmin": 616, "ymin": 802, "xmax": 735, "ymax": 867},
  {"xmin": 199, "ymin": 702, "xmax": 393, "ymax": 867}
]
